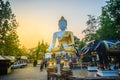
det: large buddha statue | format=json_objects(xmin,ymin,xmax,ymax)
[{"xmin": 48, "ymin": 16, "xmax": 75, "ymax": 57}]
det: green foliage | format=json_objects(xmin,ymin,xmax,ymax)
[
  {"xmin": 83, "ymin": 0, "xmax": 120, "ymax": 42},
  {"xmin": 98, "ymin": 0, "xmax": 120, "ymax": 40},
  {"xmin": 74, "ymin": 36, "xmax": 86, "ymax": 50},
  {"xmin": 4, "ymin": 31, "xmax": 20, "ymax": 56},
  {"xmin": 28, "ymin": 41, "xmax": 49, "ymax": 60},
  {"xmin": 82, "ymin": 15, "xmax": 100, "ymax": 42},
  {"xmin": 28, "ymin": 48, "xmax": 36, "ymax": 59},
  {"xmin": 78, "ymin": 40, "xmax": 86, "ymax": 50},
  {"xmin": 0, "ymin": 0, "xmax": 18, "ymax": 40},
  {"xmin": 0, "ymin": 0, "xmax": 21, "ymax": 56},
  {"xmin": 18, "ymin": 46, "xmax": 28, "ymax": 57},
  {"xmin": 36, "ymin": 40, "xmax": 49, "ymax": 59}
]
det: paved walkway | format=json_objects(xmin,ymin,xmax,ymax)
[
  {"xmin": 0, "ymin": 64, "xmax": 98, "ymax": 80},
  {"xmin": 0, "ymin": 64, "xmax": 47, "ymax": 80}
]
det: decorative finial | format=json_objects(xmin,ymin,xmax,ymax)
[{"xmin": 59, "ymin": 16, "xmax": 67, "ymax": 23}]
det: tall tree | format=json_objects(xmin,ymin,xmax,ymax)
[
  {"xmin": 4, "ymin": 31, "xmax": 19, "ymax": 56},
  {"xmin": 36, "ymin": 40, "xmax": 49, "ymax": 59},
  {"xmin": 82, "ymin": 15, "xmax": 100, "ymax": 42},
  {"xmin": 83, "ymin": 0, "xmax": 120, "ymax": 41},
  {"xmin": 97, "ymin": 0, "xmax": 120, "ymax": 40},
  {"xmin": 0, "ymin": 0, "xmax": 19, "ymax": 55}
]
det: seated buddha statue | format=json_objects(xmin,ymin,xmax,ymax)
[{"xmin": 48, "ymin": 16, "xmax": 75, "ymax": 57}]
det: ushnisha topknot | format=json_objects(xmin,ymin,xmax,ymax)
[{"xmin": 59, "ymin": 16, "xmax": 67, "ymax": 24}]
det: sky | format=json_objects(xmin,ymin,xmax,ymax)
[{"xmin": 8, "ymin": 0, "xmax": 106, "ymax": 49}]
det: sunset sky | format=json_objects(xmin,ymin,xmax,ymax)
[{"xmin": 8, "ymin": 0, "xmax": 106, "ymax": 49}]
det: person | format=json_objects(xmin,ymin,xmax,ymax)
[
  {"xmin": 40, "ymin": 59, "xmax": 44, "ymax": 71},
  {"xmin": 48, "ymin": 16, "xmax": 75, "ymax": 57},
  {"xmin": 44, "ymin": 59, "xmax": 47, "ymax": 68},
  {"xmin": 33, "ymin": 60, "xmax": 37, "ymax": 67},
  {"xmin": 71, "ymin": 55, "xmax": 77, "ymax": 63},
  {"xmin": 77, "ymin": 56, "xmax": 83, "ymax": 68}
]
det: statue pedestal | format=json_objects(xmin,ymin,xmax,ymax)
[
  {"xmin": 88, "ymin": 66, "xmax": 98, "ymax": 71},
  {"xmin": 96, "ymin": 70, "xmax": 119, "ymax": 77},
  {"xmin": 63, "ymin": 66, "xmax": 70, "ymax": 69},
  {"xmin": 61, "ymin": 68, "xmax": 73, "ymax": 78},
  {"xmin": 47, "ymin": 65, "xmax": 57, "ymax": 80}
]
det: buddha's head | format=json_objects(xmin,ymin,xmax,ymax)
[{"xmin": 58, "ymin": 16, "xmax": 67, "ymax": 31}]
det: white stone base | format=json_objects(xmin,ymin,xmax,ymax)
[
  {"xmin": 88, "ymin": 66, "xmax": 98, "ymax": 71},
  {"xmin": 96, "ymin": 70, "xmax": 119, "ymax": 77}
]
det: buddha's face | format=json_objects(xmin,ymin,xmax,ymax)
[{"xmin": 59, "ymin": 21, "xmax": 67, "ymax": 31}]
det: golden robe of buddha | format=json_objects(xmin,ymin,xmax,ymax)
[{"xmin": 51, "ymin": 31, "xmax": 75, "ymax": 53}]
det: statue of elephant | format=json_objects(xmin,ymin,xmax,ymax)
[{"xmin": 80, "ymin": 40, "xmax": 120, "ymax": 70}]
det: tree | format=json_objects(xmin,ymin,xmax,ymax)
[
  {"xmin": 28, "ymin": 48, "xmax": 36, "ymax": 59},
  {"xmin": 74, "ymin": 36, "xmax": 86, "ymax": 51},
  {"xmin": 83, "ymin": 0, "xmax": 120, "ymax": 41},
  {"xmin": 97, "ymin": 0, "xmax": 120, "ymax": 40},
  {"xmin": 4, "ymin": 31, "xmax": 20, "ymax": 56},
  {"xmin": 36, "ymin": 40, "xmax": 49, "ymax": 59},
  {"xmin": 0, "ymin": 0, "xmax": 19, "ymax": 55},
  {"xmin": 78, "ymin": 40, "xmax": 86, "ymax": 50},
  {"xmin": 82, "ymin": 15, "xmax": 100, "ymax": 42}
]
